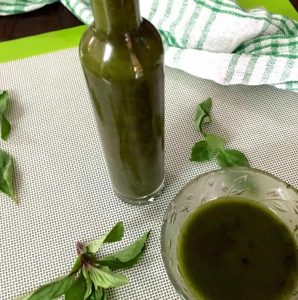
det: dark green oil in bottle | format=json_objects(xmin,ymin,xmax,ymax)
[{"xmin": 79, "ymin": 0, "xmax": 164, "ymax": 204}]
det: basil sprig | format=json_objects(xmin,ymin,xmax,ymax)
[
  {"xmin": 191, "ymin": 98, "xmax": 250, "ymax": 168},
  {"xmin": 16, "ymin": 222, "xmax": 150, "ymax": 300}
]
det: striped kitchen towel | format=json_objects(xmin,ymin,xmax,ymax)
[{"xmin": 1, "ymin": 0, "xmax": 298, "ymax": 92}]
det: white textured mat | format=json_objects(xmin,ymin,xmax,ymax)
[{"xmin": 1, "ymin": 47, "xmax": 298, "ymax": 300}]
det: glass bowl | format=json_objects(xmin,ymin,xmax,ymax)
[{"xmin": 161, "ymin": 167, "xmax": 298, "ymax": 300}]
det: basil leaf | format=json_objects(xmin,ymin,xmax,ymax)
[
  {"xmin": 87, "ymin": 288, "xmax": 105, "ymax": 300},
  {"xmin": 70, "ymin": 255, "xmax": 82, "ymax": 274},
  {"xmin": 191, "ymin": 141, "xmax": 209, "ymax": 162},
  {"xmin": 103, "ymin": 221, "xmax": 124, "ymax": 243},
  {"xmin": 0, "ymin": 115, "xmax": 11, "ymax": 141},
  {"xmin": 217, "ymin": 149, "xmax": 250, "ymax": 168},
  {"xmin": 200, "ymin": 97, "xmax": 212, "ymax": 115},
  {"xmin": 65, "ymin": 271, "xmax": 86, "ymax": 300},
  {"xmin": 191, "ymin": 133, "xmax": 225, "ymax": 162},
  {"xmin": 0, "ymin": 150, "xmax": 16, "ymax": 202},
  {"xmin": 17, "ymin": 275, "xmax": 75, "ymax": 300},
  {"xmin": 82, "ymin": 267, "xmax": 93, "ymax": 300},
  {"xmin": 99, "ymin": 232, "xmax": 150, "ymax": 269},
  {"xmin": 87, "ymin": 222, "xmax": 124, "ymax": 253},
  {"xmin": 89, "ymin": 266, "xmax": 128, "ymax": 289},
  {"xmin": 86, "ymin": 292, "xmax": 95, "ymax": 300},
  {"xmin": 86, "ymin": 291, "xmax": 98, "ymax": 300},
  {"xmin": 15, "ymin": 292, "xmax": 34, "ymax": 300},
  {"xmin": 101, "ymin": 288, "xmax": 107, "ymax": 300},
  {"xmin": 194, "ymin": 98, "xmax": 212, "ymax": 133},
  {"xmin": 0, "ymin": 91, "xmax": 11, "ymax": 140},
  {"xmin": 96, "ymin": 288, "xmax": 105, "ymax": 300},
  {"xmin": 205, "ymin": 133, "xmax": 225, "ymax": 152},
  {"xmin": 94, "ymin": 288, "xmax": 103, "ymax": 300},
  {"xmin": 0, "ymin": 91, "xmax": 9, "ymax": 113}
]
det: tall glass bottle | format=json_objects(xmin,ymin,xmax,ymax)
[{"xmin": 79, "ymin": 0, "xmax": 165, "ymax": 205}]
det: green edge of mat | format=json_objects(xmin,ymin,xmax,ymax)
[
  {"xmin": 237, "ymin": 0, "xmax": 298, "ymax": 21},
  {"xmin": 0, "ymin": 25, "xmax": 87, "ymax": 63}
]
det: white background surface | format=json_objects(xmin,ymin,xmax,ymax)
[{"xmin": 0, "ymin": 48, "xmax": 298, "ymax": 300}]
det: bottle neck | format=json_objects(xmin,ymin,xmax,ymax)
[{"xmin": 91, "ymin": 0, "xmax": 142, "ymax": 35}]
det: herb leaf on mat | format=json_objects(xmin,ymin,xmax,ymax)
[
  {"xmin": 99, "ymin": 232, "xmax": 150, "ymax": 269},
  {"xmin": 194, "ymin": 97, "xmax": 212, "ymax": 133},
  {"xmin": 191, "ymin": 98, "xmax": 250, "ymax": 168},
  {"xmin": 83, "ymin": 268, "xmax": 93, "ymax": 299},
  {"xmin": 87, "ymin": 287, "xmax": 107, "ymax": 300},
  {"xmin": 15, "ymin": 222, "xmax": 150, "ymax": 300},
  {"xmin": 217, "ymin": 149, "xmax": 250, "ymax": 168},
  {"xmin": 0, "ymin": 115, "xmax": 11, "ymax": 141},
  {"xmin": 191, "ymin": 134, "xmax": 225, "ymax": 162},
  {"xmin": 87, "ymin": 221, "xmax": 124, "ymax": 253},
  {"xmin": 16, "ymin": 276, "xmax": 75, "ymax": 300},
  {"xmin": 0, "ymin": 91, "xmax": 11, "ymax": 141},
  {"xmin": 89, "ymin": 265, "xmax": 128, "ymax": 289},
  {"xmin": 191, "ymin": 141, "xmax": 210, "ymax": 162},
  {"xmin": 65, "ymin": 272, "xmax": 87, "ymax": 300},
  {"xmin": 0, "ymin": 150, "xmax": 16, "ymax": 203}
]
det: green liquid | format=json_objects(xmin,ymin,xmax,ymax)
[
  {"xmin": 79, "ymin": 0, "xmax": 165, "ymax": 202},
  {"xmin": 178, "ymin": 197, "xmax": 298, "ymax": 300}
]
